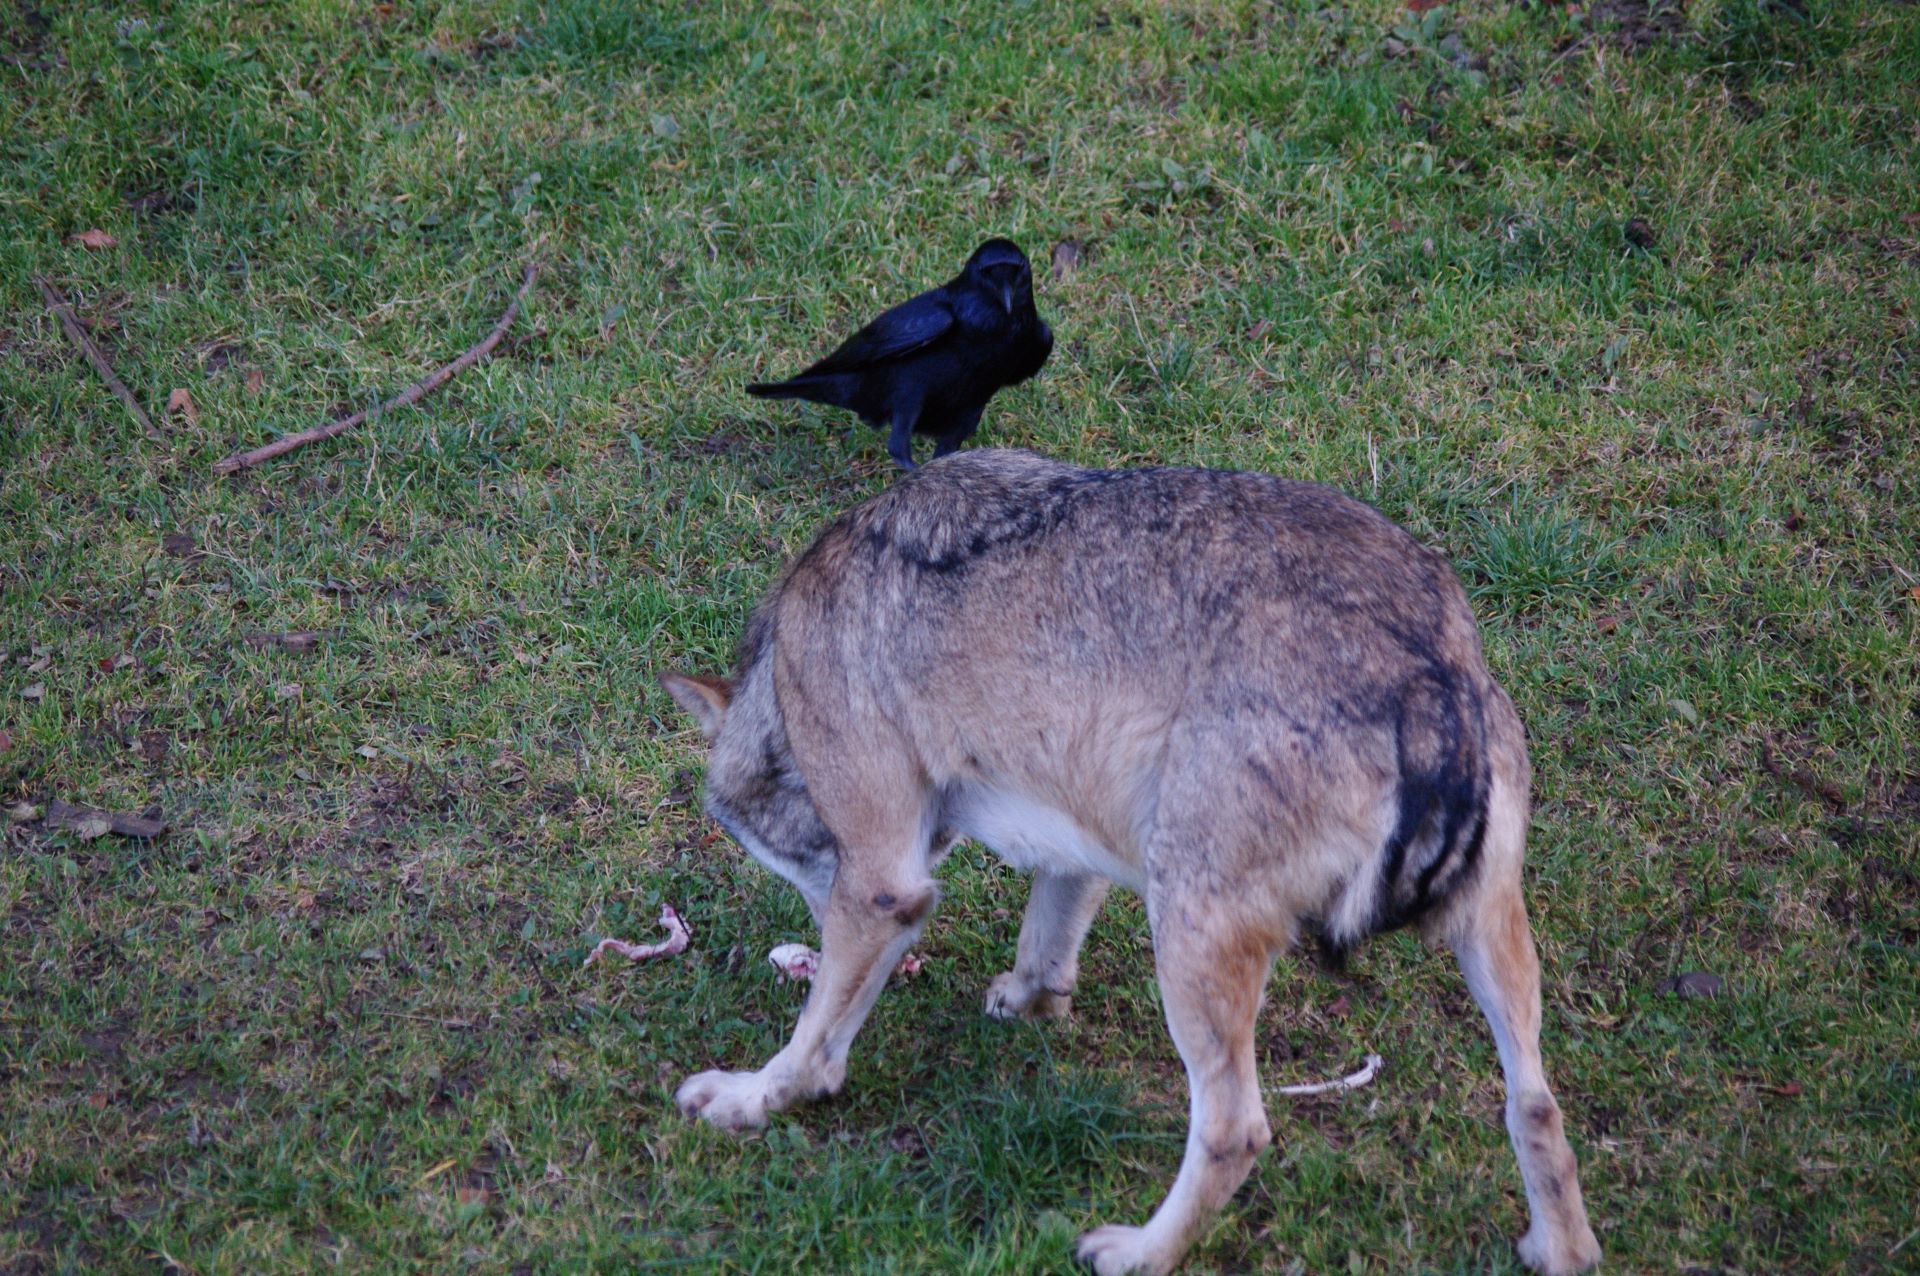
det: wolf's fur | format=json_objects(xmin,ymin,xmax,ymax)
[{"xmin": 660, "ymin": 450, "xmax": 1600, "ymax": 1276}]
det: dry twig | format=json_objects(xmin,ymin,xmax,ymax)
[
  {"xmin": 34, "ymin": 275, "xmax": 163, "ymax": 441},
  {"xmin": 212, "ymin": 260, "xmax": 539, "ymax": 476},
  {"xmin": 1759, "ymin": 733, "xmax": 1846, "ymax": 811},
  {"xmin": 244, "ymin": 630, "xmax": 323, "ymax": 653},
  {"xmin": 44, "ymin": 798, "xmax": 167, "ymax": 840},
  {"xmin": 1274, "ymin": 1053, "xmax": 1383, "ymax": 1097}
]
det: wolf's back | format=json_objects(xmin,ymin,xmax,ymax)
[{"xmin": 777, "ymin": 448, "xmax": 1502, "ymax": 940}]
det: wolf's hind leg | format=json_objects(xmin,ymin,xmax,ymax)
[
  {"xmin": 1445, "ymin": 779, "xmax": 1600, "ymax": 1275},
  {"xmin": 677, "ymin": 862, "xmax": 935, "ymax": 1131},
  {"xmin": 1076, "ymin": 886, "xmax": 1273, "ymax": 1276},
  {"xmin": 985, "ymin": 869, "xmax": 1109, "ymax": 1020}
]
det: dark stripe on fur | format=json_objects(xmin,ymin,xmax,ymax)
[{"xmin": 873, "ymin": 469, "xmax": 1127, "ymax": 574}]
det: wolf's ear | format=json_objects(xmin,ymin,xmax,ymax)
[{"xmin": 659, "ymin": 671, "xmax": 732, "ymax": 740}]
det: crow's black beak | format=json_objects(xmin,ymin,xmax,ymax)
[{"xmin": 1000, "ymin": 281, "xmax": 1015, "ymax": 313}]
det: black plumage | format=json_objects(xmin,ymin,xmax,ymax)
[{"xmin": 747, "ymin": 239, "xmax": 1053, "ymax": 468}]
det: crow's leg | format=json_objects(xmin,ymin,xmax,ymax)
[
  {"xmin": 886, "ymin": 415, "xmax": 918, "ymax": 470},
  {"xmin": 931, "ymin": 407, "xmax": 985, "ymax": 460}
]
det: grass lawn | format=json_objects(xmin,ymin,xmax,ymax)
[{"xmin": 3, "ymin": 1, "xmax": 1917, "ymax": 1271}]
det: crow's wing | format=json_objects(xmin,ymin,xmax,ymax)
[{"xmin": 801, "ymin": 289, "xmax": 955, "ymax": 375}]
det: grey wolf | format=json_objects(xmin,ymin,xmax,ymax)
[
  {"xmin": 660, "ymin": 449, "xmax": 1601, "ymax": 1276},
  {"xmin": 745, "ymin": 240, "xmax": 1052, "ymax": 468}
]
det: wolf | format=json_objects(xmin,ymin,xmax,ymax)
[{"xmin": 659, "ymin": 450, "xmax": 1601, "ymax": 1276}]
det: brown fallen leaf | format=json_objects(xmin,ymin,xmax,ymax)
[
  {"xmin": 1247, "ymin": 318, "xmax": 1272, "ymax": 341},
  {"xmin": 1326, "ymin": 994, "xmax": 1352, "ymax": 1018},
  {"xmin": 455, "ymin": 1186, "xmax": 490, "ymax": 1208},
  {"xmin": 166, "ymin": 388, "xmax": 199, "ymax": 425},
  {"xmin": 0, "ymin": 728, "xmax": 12, "ymax": 753},
  {"xmin": 45, "ymin": 798, "xmax": 167, "ymax": 840},
  {"xmin": 71, "ymin": 228, "xmax": 117, "ymax": 250},
  {"xmin": 4, "ymin": 800, "xmax": 40, "ymax": 823},
  {"xmin": 20, "ymin": 683, "xmax": 44, "ymax": 701},
  {"xmin": 1909, "ymin": 585, "xmax": 1920, "ymax": 604},
  {"xmin": 1768, "ymin": 1081, "xmax": 1803, "ymax": 1097},
  {"xmin": 161, "ymin": 531, "xmax": 200, "ymax": 558},
  {"xmin": 1623, "ymin": 217, "xmax": 1657, "ymax": 249},
  {"xmin": 245, "ymin": 630, "xmax": 322, "ymax": 653},
  {"xmin": 1405, "ymin": 0, "xmax": 1444, "ymax": 11},
  {"xmin": 245, "ymin": 367, "xmax": 266, "ymax": 396},
  {"xmin": 98, "ymin": 652, "xmax": 141, "ymax": 673},
  {"xmin": 1593, "ymin": 613, "xmax": 1621, "ymax": 634},
  {"xmin": 85, "ymin": 1090, "xmax": 111, "ymax": 1111},
  {"xmin": 1051, "ymin": 240, "xmax": 1083, "ymax": 281}
]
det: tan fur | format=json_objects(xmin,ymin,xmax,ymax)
[{"xmin": 662, "ymin": 451, "xmax": 1600, "ymax": 1275}]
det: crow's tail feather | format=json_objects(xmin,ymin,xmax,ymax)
[{"xmin": 746, "ymin": 380, "xmax": 808, "ymax": 400}]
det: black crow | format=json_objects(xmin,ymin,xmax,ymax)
[{"xmin": 747, "ymin": 239, "xmax": 1053, "ymax": 468}]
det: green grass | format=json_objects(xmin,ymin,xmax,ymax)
[{"xmin": 3, "ymin": 1, "xmax": 1917, "ymax": 1272}]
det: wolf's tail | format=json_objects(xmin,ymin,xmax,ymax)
[{"xmin": 1371, "ymin": 666, "xmax": 1492, "ymax": 935}]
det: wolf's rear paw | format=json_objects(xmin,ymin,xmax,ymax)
[
  {"xmin": 984, "ymin": 970, "xmax": 1072, "ymax": 1021},
  {"xmin": 675, "ymin": 1069, "xmax": 771, "ymax": 1131},
  {"xmin": 1517, "ymin": 1220, "xmax": 1601, "ymax": 1275},
  {"xmin": 1075, "ymin": 1224, "xmax": 1175, "ymax": 1276}
]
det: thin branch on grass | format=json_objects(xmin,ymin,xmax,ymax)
[
  {"xmin": 1274, "ymin": 1053, "xmax": 1383, "ymax": 1097},
  {"xmin": 44, "ymin": 798, "xmax": 167, "ymax": 840},
  {"xmin": 211, "ymin": 260, "xmax": 540, "ymax": 476},
  {"xmin": 244, "ymin": 630, "xmax": 323, "ymax": 653},
  {"xmin": 1759, "ymin": 733, "xmax": 1847, "ymax": 811},
  {"xmin": 377, "ymin": 1011, "xmax": 479, "ymax": 1029},
  {"xmin": 34, "ymin": 274, "xmax": 164, "ymax": 442}
]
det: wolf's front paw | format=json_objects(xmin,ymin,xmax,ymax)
[
  {"xmin": 1517, "ymin": 1220, "xmax": 1601, "ymax": 1276},
  {"xmin": 675, "ymin": 1069, "xmax": 771, "ymax": 1131},
  {"xmin": 984, "ymin": 970, "xmax": 1071, "ymax": 1021},
  {"xmin": 1075, "ymin": 1224, "xmax": 1174, "ymax": 1276}
]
